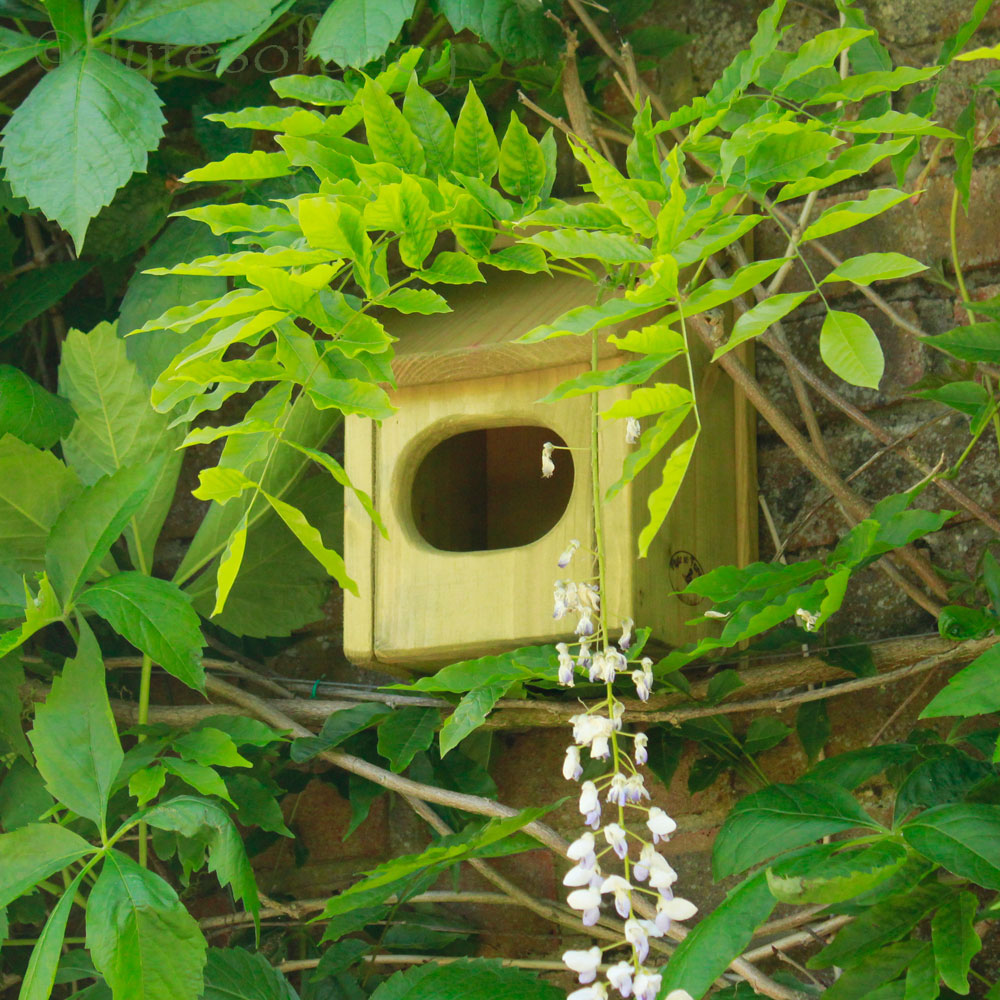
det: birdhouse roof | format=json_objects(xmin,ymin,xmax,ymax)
[{"xmin": 384, "ymin": 268, "xmax": 620, "ymax": 387}]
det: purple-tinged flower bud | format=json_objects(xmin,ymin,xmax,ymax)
[
  {"xmin": 633, "ymin": 971, "xmax": 664, "ymax": 1000},
  {"xmin": 600, "ymin": 874, "xmax": 633, "ymax": 919},
  {"xmin": 577, "ymin": 642, "xmax": 592, "ymax": 669},
  {"xmin": 558, "ymin": 538, "xmax": 581, "ymax": 568},
  {"xmin": 567, "ymin": 831, "xmax": 596, "ymax": 866},
  {"xmin": 619, "ymin": 617, "xmax": 633, "ymax": 651},
  {"xmin": 606, "ymin": 773, "xmax": 628, "ymax": 806},
  {"xmin": 647, "ymin": 807, "xmax": 677, "ymax": 844},
  {"xmin": 575, "ymin": 610, "xmax": 595, "ymax": 637},
  {"xmin": 557, "ymin": 642, "xmax": 575, "ymax": 686},
  {"xmin": 603, "ymin": 822, "xmax": 628, "ymax": 860},
  {"xmin": 607, "ymin": 961, "xmax": 634, "ymax": 998},
  {"xmin": 624, "ymin": 918, "xmax": 649, "ymax": 963},
  {"xmin": 563, "ymin": 946, "xmax": 602, "ymax": 984},
  {"xmin": 625, "ymin": 774, "xmax": 649, "ymax": 804},
  {"xmin": 634, "ymin": 732, "xmax": 648, "ymax": 765},
  {"xmin": 564, "ymin": 744, "xmax": 583, "ymax": 781}
]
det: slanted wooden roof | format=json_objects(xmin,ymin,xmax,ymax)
[{"xmin": 385, "ymin": 267, "xmax": 621, "ymax": 387}]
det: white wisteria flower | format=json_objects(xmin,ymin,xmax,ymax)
[
  {"xmin": 568, "ymin": 984, "xmax": 609, "ymax": 1000},
  {"xmin": 600, "ymin": 874, "xmax": 633, "ymax": 919},
  {"xmin": 632, "ymin": 657, "xmax": 654, "ymax": 702},
  {"xmin": 655, "ymin": 893, "xmax": 698, "ymax": 933},
  {"xmin": 626, "ymin": 416, "xmax": 641, "ymax": 444},
  {"xmin": 542, "ymin": 441, "xmax": 555, "ymax": 478},
  {"xmin": 557, "ymin": 642, "xmax": 576, "ymax": 686},
  {"xmin": 559, "ymin": 538, "xmax": 581, "ymax": 568},
  {"xmin": 576, "ymin": 609, "xmax": 596, "ymax": 637},
  {"xmin": 606, "ymin": 961, "xmax": 634, "ymax": 998},
  {"xmin": 567, "ymin": 887, "xmax": 602, "ymax": 926},
  {"xmin": 579, "ymin": 781, "xmax": 602, "ymax": 828},
  {"xmin": 567, "ymin": 831, "xmax": 597, "ymax": 867},
  {"xmin": 603, "ymin": 822, "xmax": 628, "ymax": 860},
  {"xmin": 606, "ymin": 773, "xmax": 628, "ymax": 806},
  {"xmin": 632, "ymin": 971, "xmax": 664, "ymax": 1000},
  {"xmin": 563, "ymin": 860, "xmax": 601, "ymax": 886},
  {"xmin": 624, "ymin": 774, "xmax": 649, "ymax": 803},
  {"xmin": 563, "ymin": 946, "xmax": 602, "ymax": 984},
  {"xmin": 634, "ymin": 732, "xmax": 648, "ymax": 765},
  {"xmin": 618, "ymin": 617, "xmax": 633, "ymax": 651},
  {"xmin": 564, "ymin": 744, "xmax": 583, "ymax": 781},
  {"xmin": 795, "ymin": 606, "xmax": 819, "ymax": 631},
  {"xmin": 647, "ymin": 806, "xmax": 677, "ymax": 843},
  {"xmin": 623, "ymin": 917, "xmax": 650, "ymax": 963}
]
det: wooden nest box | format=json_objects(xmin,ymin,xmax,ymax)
[{"xmin": 343, "ymin": 269, "xmax": 756, "ymax": 669}]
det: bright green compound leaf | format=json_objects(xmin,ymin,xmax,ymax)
[
  {"xmin": 0, "ymin": 366, "xmax": 74, "ymax": 448},
  {"xmin": 193, "ymin": 468, "xmax": 258, "ymax": 505},
  {"xmin": 211, "ymin": 518, "xmax": 248, "ymax": 618},
  {"xmin": 802, "ymin": 188, "xmax": 911, "ymax": 241},
  {"xmin": 1, "ymin": 49, "xmax": 164, "ymax": 250},
  {"xmin": 144, "ymin": 796, "xmax": 259, "ymax": 935},
  {"xmin": 637, "ymin": 431, "xmax": 699, "ymax": 557},
  {"xmin": 523, "ymin": 229, "xmax": 652, "ymax": 265},
  {"xmin": 404, "ymin": 75, "xmax": 454, "ymax": 177},
  {"xmin": 29, "ymin": 623, "xmax": 123, "ymax": 827},
  {"xmin": 79, "ymin": 572, "xmax": 205, "ymax": 692},
  {"xmin": 713, "ymin": 780, "xmax": 882, "ymax": 879},
  {"xmin": 822, "ymin": 253, "xmax": 928, "ymax": 285},
  {"xmin": 498, "ymin": 112, "xmax": 545, "ymax": 201},
  {"xmin": 932, "ymin": 890, "xmax": 981, "ymax": 993},
  {"xmin": 377, "ymin": 707, "xmax": 440, "ymax": 773},
  {"xmin": 87, "ymin": 849, "xmax": 207, "ymax": 1000},
  {"xmin": 714, "ymin": 292, "xmax": 811, "ymax": 359},
  {"xmin": 820, "ymin": 310, "xmax": 884, "ymax": 388},
  {"xmin": 903, "ymin": 803, "xmax": 1000, "ymax": 888},
  {"xmin": 19, "ymin": 872, "xmax": 86, "ymax": 1000},
  {"xmin": 658, "ymin": 871, "xmax": 777, "ymax": 1000},
  {"xmin": 262, "ymin": 490, "xmax": 357, "ymax": 596},
  {"xmin": 0, "ymin": 825, "xmax": 92, "ymax": 907},
  {"xmin": 308, "ymin": 0, "xmax": 415, "ymax": 68},
  {"xmin": 361, "ymin": 77, "xmax": 425, "ymax": 174},
  {"xmin": 775, "ymin": 27, "xmax": 874, "ymax": 90},
  {"xmin": 378, "ymin": 288, "xmax": 450, "ymax": 314},
  {"xmin": 453, "ymin": 84, "xmax": 499, "ymax": 182},
  {"xmin": 415, "ymin": 251, "xmax": 484, "ymax": 285},
  {"xmin": 271, "ymin": 74, "xmax": 357, "ymax": 106},
  {"xmin": 541, "ymin": 355, "xmax": 677, "ymax": 403},
  {"xmin": 182, "ymin": 151, "xmax": 291, "ymax": 183},
  {"xmin": 369, "ymin": 958, "xmax": 562, "ymax": 1000},
  {"xmin": 0, "ymin": 434, "xmax": 81, "ymax": 573},
  {"xmin": 45, "ymin": 463, "xmax": 156, "ymax": 604}
]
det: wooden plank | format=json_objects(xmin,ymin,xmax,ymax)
[{"xmin": 343, "ymin": 414, "xmax": 377, "ymax": 667}]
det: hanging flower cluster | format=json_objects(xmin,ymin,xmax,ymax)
[{"xmin": 549, "ymin": 528, "xmax": 696, "ymax": 1000}]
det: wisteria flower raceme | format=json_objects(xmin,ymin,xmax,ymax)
[{"xmin": 563, "ymin": 946, "xmax": 602, "ymax": 984}]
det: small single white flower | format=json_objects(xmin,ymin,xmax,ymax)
[
  {"xmin": 577, "ymin": 642, "xmax": 592, "ymax": 669},
  {"xmin": 626, "ymin": 416, "xmax": 641, "ymax": 445},
  {"xmin": 563, "ymin": 744, "xmax": 583, "ymax": 781},
  {"xmin": 567, "ymin": 887, "xmax": 602, "ymax": 912},
  {"xmin": 606, "ymin": 961, "xmax": 634, "ymax": 998},
  {"xmin": 563, "ymin": 946, "xmax": 602, "ymax": 984},
  {"xmin": 600, "ymin": 873, "xmax": 633, "ymax": 919},
  {"xmin": 633, "ymin": 843, "xmax": 655, "ymax": 882},
  {"xmin": 647, "ymin": 806, "xmax": 677, "ymax": 843},
  {"xmin": 655, "ymin": 893, "xmax": 697, "ymax": 933},
  {"xmin": 645, "ymin": 851, "xmax": 678, "ymax": 892},
  {"xmin": 624, "ymin": 917, "xmax": 649, "ymax": 963},
  {"xmin": 565, "ymin": 581, "xmax": 581, "ymax": 611},
  {"xmin": 579, "ymin": 781, "xmax": 599, "ymax": 815},
  {"xmin": 542, "ymin": 441, "xmax": 555, "ymax": 478},
  {"xmin": 618, "ymin": 617, "xmax": 634, "ymax": 651},
  {"xmin": 795, "ymin": 607, "xmax": 819, "ymax": 632},
  {"xmin": 606, "ymin": 773, "xmax": 628, "ymax": 806},
  {"xmin": 633, "ymin": 971, "xmax": 663, "ymax": 1000},
  {"xmin": 624, "ymin": 774, "xmax": 649, "ymax": 803},
  {"xmin": 634, "ymin": 732, "xmax": 648, "ymax": 765},
  {"xmin": 632, "ymin": 656, "xmax": 654, "ymax": 702},
  {"xmin": 589, "ymin": 649, "xmax": 608, "ymax": 684},
  {"xmin": 576, "ymin": 609, "xmax": 596, "ymax": 637},
  {"xmin": 603, "ymin": 822, "xmax": 628, "ymax": 860},
  {"xmin": 590, "ymin": 732, "xmax": 611, "ymax": 760},
  {"xmin": 703, "ymin": 608, "xmax": 730, "ymax": 619},
  {"xmin": 563, "ymin": 862, "xmax": 598, "ymax": 886},
  {"xmin": 567, "ymin": 831, "xmax": 596, "ymax": 865},
  {"xmin": 558, "ymin": 538, "xmax": 581, "ymax": 568},
  {"xmin": 557, "ymin": 642, "xmax": 576, "ymax": 686},
  {"xmin": 579, "ymin": 582, "xmax": 601, "ymax": 612},
  {"xmin": 610, "ymin": 700, "xmax": 625, "ymax": 730}
]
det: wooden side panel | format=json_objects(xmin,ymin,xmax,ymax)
[{"xmin": 343, "ymin": 414, "xmax": 377, "ymax": 666}]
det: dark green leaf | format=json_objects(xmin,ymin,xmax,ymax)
[
  {"xmin": 0, "ymin": 366, "xmax": 74, "ymax": 448},
  {"xmin": 173, "ymin": 728, "xmax": 252, "ymax": 768},
  {"xmin": 932, "ymin": 890, "xmax": 980, "ymax": 993},
  {"xmin": 921, "ymin": 644, "xmax": 1000, "ymax": 719},
  {"xmin": 308, "ymin": 0, "xmax": 415, "ymax": 68},
  {"xmin": 921, "ymin": 322, "xmax": 1000, "ymax": 363},
  {"xmin": 439, "ymin": 682, "xmax": 509, "ymax": 757},
  {"xmin": 0, "ymin": 261, "xmax": 93, "ymax": 343},
  {"xmin": 823, "ymin": 942, "xmax": 923, "ymax": 1000},
  {"xmin": 1, "ymin": 50, "xmax": 164, "ymax": 250},
  {"xmin": 713, "ymin": 780, "xmax": 882, "ymax": 879},
  {"xmin": 0, "ymin": 824, "xmax": 92, "ymax": 907},
  {"xmin": 80, "ymin": 572, "xmax": 204, "ymax": 691},
  {"xmin": 45, "ymin": 464, "xmax": 156, "ymax": 604},
  {"xmin": 290, "ymin": 703, "xmax": 392, "ymax": 763},
  {"xmin": 743, "ymin": 716, "xmax": 792, "ymax": 755},
  {"xmin": 903, "ymin": 803, "xmax": 1000, "ymax": 888},
  {"xmin": 376, "ymin": 707, "xmax": 440, "ymax": 772},
  {"xmin": 659, "ymin": 871, "xmax": 776, "ymax": 1000},
  {"xmin": 18, "ymin": 871, "xmax": 86, "ymax": 1000},
  {"xmin": 403, "ymin": 76, "xmax": 454, "ymax": 178},
  {"xmin": 202, "ymin": 946, "xmax": 299, "ymax": 1000},
  {"xmin": 86, "ymin": 850, "xmax": 206, "ymax": 1000},
  {"xmin": 29, "ymin": 623, "xmax": 123, "ymax": 826},
  {"xmin": 369, "ymin": 958, "xmax": 561, "ymax": 1000},
  {"xmin": 107, "ymin": 0, "xmax": 277, "ymax": 44},
  {"xmin": 807, "ymin": 744, "xmax": 916, "ymax": 788}
]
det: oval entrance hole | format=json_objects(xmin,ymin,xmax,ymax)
[{"xmin": 411, "ymin": 426, "xmax": 574, "ymax": 552}]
